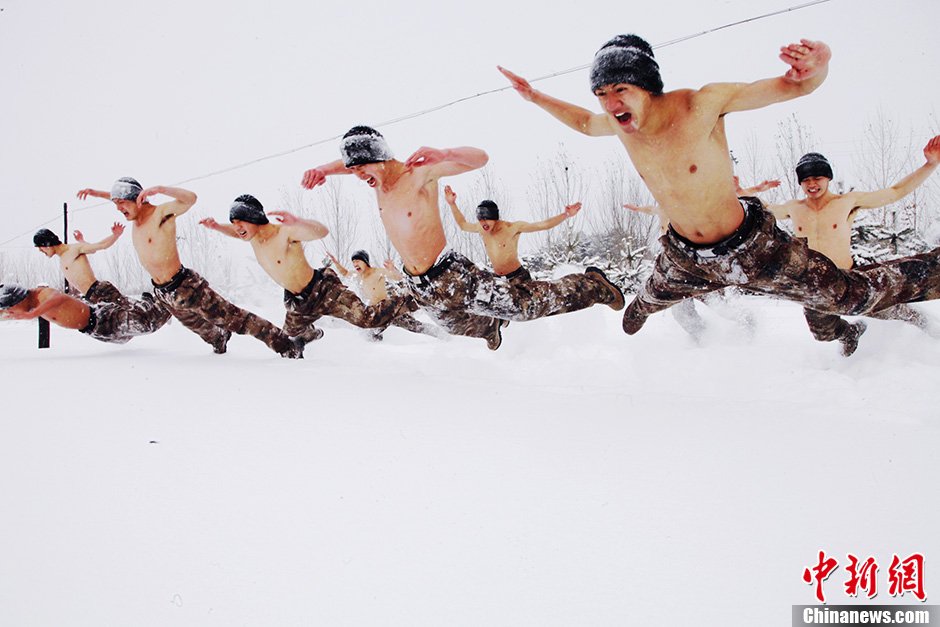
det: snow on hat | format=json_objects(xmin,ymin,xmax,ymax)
[
  {"xmin": 351, "ymin": 250, "xmax": 371, "ymax": 266},
  {"xmin": 795, "ymin": 153, "xmax": 833, "ymax": 183},
  {"xmin": 590, "ymin": 34, "xmax": 663, "ymax": 95},
  {"xmin": 33, "ymin": 228, "xmax": 62, "ymax": 247},
  {"xmin": 476, "ymin": 200, "xmax": 499, "ymax": 221},
  {"xmin": 341, "ymin": 126, "xmax": 394, "ymax": 168},
  {"xmin": 0, "ymin": 284, "xmax": 29, "ymax": 309},
  {"xmin": 229, "ymin": 194, "xmax": 269, "ymax": 225},
  {"xmin": 110, "ymin": 177, "xmax": 143, "ymax": 201}
]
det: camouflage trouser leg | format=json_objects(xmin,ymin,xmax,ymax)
[
  {"xmin": 83, "ymin": 296, "xmax": 172, "ymax": 344},
  {"xmin": 314, "ymin": 269, "xmax": 415, "ymax": 328},
  {"xmin": 870, "ymin": 303, "xmax": 929, "ymax": 328},
  {"xmin": 283, "ymin": 269, "xmax": 415, "ymax": 340},
  {"xmin": 389, "ymin": 313, "xmax": 436, "ymax": 335},
  {"xmin": 623, "ymin": 245, "xmax": 725, "ymax": 333},
  {"xmin": 154, "ymin": 269, "xmax": 293, "ymax": 354},
  {"xmin": 804, "ymin": 302, "xmax": 929, "ymax": 342},
  {"xmin": 83, "ymin": 280, "xmax": 130, "ymax": 307},
  {"xmin": 408, "ymin": 252, "xmax": 614, "ymax": 323},
  {"xmin": 625, "ymin": 199, "xmax": 940, "ymax": 334}
]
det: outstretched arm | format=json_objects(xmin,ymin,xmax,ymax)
[
  {"xmin": 267, "ymin": 210, "xmax": 329, "ymax": 242},
  {"xmin": 76, "ymin": 188, "xmax": 111, "ymax": 201},
  {"xmin": 301, "ymin": 159, "xmax": 353, "ymax": 190},
  {"xmin": 736, "ymin": 179, "xmax": 781, "ymax": 196},
  {"xmin": 138, "ymin": 185, "xmax": 198, "ymax": 218},
  {"xmin": 623, "ymin": 202, "xmax": 658, "ymax": 216},
  {"xmin": 326, "ymin": 252, "xmax": 350, "ymax": 277},
  {"xmin": 849, "ymin": 135, "xmax": 940, "ymax": 210},
  {"xmin": 198, "ymin": 217, "xmax": 241, "ymax": 239},
  {"xmin": 719, "ymin": 39, "xmax": 830, "ymax": 114},
  {"xmin": 3, "ymin": 289, "xmax": 69, "ymax": 320},
  {"xmin": 517, "ymin": 202, "xmax": 582, "ymax": 233},
  {"xmin": 404, "ymin": 146, "xmax": 488, "ymax": 180},
  {"xmin": 443, "ymin": 185, "xmax": 482, "ymax": 233},
  {"xmin": 74, "ymin": 222, "xmax": 125, "ymax": 254},
  {"xmin": 498, "ymin": 66, "xmax": 614, "ymax": 137}
]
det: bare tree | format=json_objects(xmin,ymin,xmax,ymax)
[
  {"xmin": 853, "ymin": 107, "xmax": 920, "ymax": 233},
  {"xmin": 588, "ymin": 157, "xmax": 657, "ymax": 256},
  {"xmin": 308, "ymin": 178, "xmax": 359, "ymax": 263},
  {"xmin": 774, "ymin": 112, "xmax": 821, "ymax": 199},
  {"xmin": 526, "ymin": 144, "xmax": 586, "ymax": 261}
]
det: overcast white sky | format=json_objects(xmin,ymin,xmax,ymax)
[{"xmin": 1, "ymin": 0, "xmax": 938, "ymax": 252}]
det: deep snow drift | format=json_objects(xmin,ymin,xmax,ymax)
[{"xmin": 2, "ymin": 294, "xmax": 938, "ymax": 626}]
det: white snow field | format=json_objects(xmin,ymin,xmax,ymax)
[{"xmin": 2, "ymin": 293, "xmax": 939, "ymax": 626}]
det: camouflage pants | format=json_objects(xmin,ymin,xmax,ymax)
[
  {"xmin": 369, "ymin": 312, "xmax": 442, "ymax": 341},
  {"xmin": 404, "ymin": 251, "xmax": 614, "ymax": 338},
  {"xmin": 153, "ymin": 267, "xmax": 294, "ymax": 354},
  {"xmin": 283, "ymin": 268, "xmax": 414, "ymax": 340},
  {"xmin": 83, "ymin": 280, "xmax": 129, "ymax": 306},
  {"xmin": 623, "ymin": 197, "xmax": 940, "ymax": 334},
  {"xmin": 79, "ymin": 295, "xmax": 171, "ymax": 344}
]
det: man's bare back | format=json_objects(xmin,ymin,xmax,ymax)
[
  {"xmin": 56, "ymin": 245, "xmax": 99, "ymax": 293},
  {"xmin": 2, "ymin": 287, "xmax": 91, "ymax": 329}
]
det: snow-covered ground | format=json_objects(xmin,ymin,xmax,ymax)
[{"xmin": 2, "ymin": 294, "xmax": 939, "ymax": 626}]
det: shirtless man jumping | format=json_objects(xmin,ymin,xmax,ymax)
[
  {"xmin": 200, "ymin": 194, "xmax": 412, "ymax": 345},
  {"xmin": 766, "ymin": 142, "xmax": 940, "ymax": 353},
  {"xmin": 327, "ymin": 249, "xmax": 440, "ymax": 341},
  {"xmin": 0, "ymin": 284, "xmax": 169, "ymax": 345},
  {"xmin": 300, "ymin": 126, "xmax": 623, "ymax": 350},
  {"xmin": 500, "ymin": 35, "xmax": 940, "ymax": 350},
  {"xmin": 443, "ymin": 184, "xmax": 582, "ymax": 283},
  {"xmin": 33, "ymin": 223, "xmax": 128, "ymax": 305},
  {"xmin": 76, "ymin": 178, "xmax": 301, "ymax": 357}
]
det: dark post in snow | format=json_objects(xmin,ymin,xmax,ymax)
[{"xmin": 37, "ymin": 202, "xmax": 69, "ymax": 349}]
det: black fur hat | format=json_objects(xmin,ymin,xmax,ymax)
[
  {"xmin": 795, "ymin": 153, "xmax": 834, "ymax": 183},
  {"xmin": 33, "ymin": 228, "xmax": 62, "ymax": 247},
  {"xmin": 341, "ymin": 126, "xmax": 394, "ymax": 168},
  {"xmin": 110, "ymin": 177, "xmax": 143, "ymax": 201},
  {"xmin": 351, "ymin": 250, "xmax": 371, "ymax": 266},
  {"xmin": 0, "ymin": 284, "xmax": 29, "ymax": 309},
  {"xmin": 590, "ymin": 34, "xmax": 663, "ymax": 95},
  {"xmin": 229, "ymin": 194, "xmax": 269, "ymax": 225},
  {"xmin": 476, "ymin": 200, "xmax": 499, "ymax": 221}
]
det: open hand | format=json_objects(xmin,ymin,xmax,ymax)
[
  {"xmin": 301, "ymin": 168, "xmax": 327, "ymax": 190},
  {"xmin": 136, "ymin": 187, "xmax": 161, "ymax": 207},
  {"xmin": 924, "ymin": 135, "xmax": 940, "ymax": 165},
  {"xmin": 498, "ymin": 66, "xmax": 536, "ymax": 101},
  {"xmin": 779, "ymin": 39, "xmax": 831, "ymax": 82},
  {"xmin": 405, "ymin": 147, "xmax": 445, "ymax": 169},
  {"xmin": 444, "ymin": 184, "xmax": 457, "ymax": 204}
]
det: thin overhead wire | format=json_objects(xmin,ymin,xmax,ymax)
[{"xmin": 0, "ymin": 0, "xmax": 834, "ymax": 250}]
